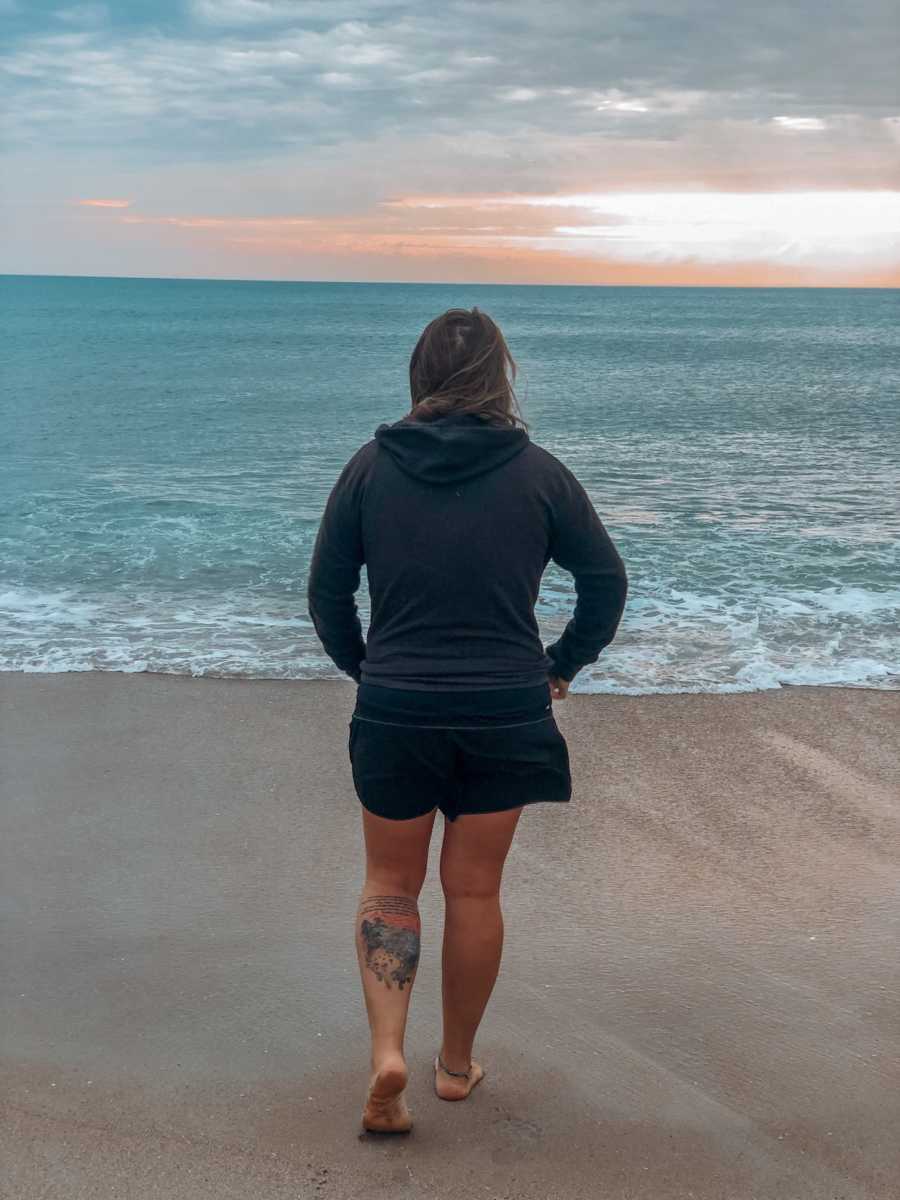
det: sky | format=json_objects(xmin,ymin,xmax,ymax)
[{"xmin": 1, "ymin": 0, "xmax": 899, "ymax": 285}]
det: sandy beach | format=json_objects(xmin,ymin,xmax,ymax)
[{"xmin": 2, "ymin": 671, "xmax": 898, "ymax": 1199}]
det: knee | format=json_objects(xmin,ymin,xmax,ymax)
[
  {"xmin": 365, "ymin": 865, "xmax": 427, "ymax": 899},
  {"xmin": 440, "ymin": 863, "xmax": 501, "ymax": 903}
]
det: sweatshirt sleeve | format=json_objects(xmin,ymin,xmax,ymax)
[
  {"xmin": 544, "ymin": 465, "xmax": 628, "ymax": 683},
  {"xmin": 307, "ymin": 452, "xmax": 367, "ymax": 682}
]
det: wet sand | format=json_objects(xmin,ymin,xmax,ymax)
[{"xmin": 2, "ymin": 672, "xmax": 898, "ymax": 1199}]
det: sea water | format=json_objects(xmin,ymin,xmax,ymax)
[{"xmin": 2, "ymin": 275, "xmax": 898, "ymax": 692}]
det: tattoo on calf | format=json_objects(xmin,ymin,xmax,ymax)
[{"xmin": 358, "ymin": 895, "xmax": 420, "ymax": 990}]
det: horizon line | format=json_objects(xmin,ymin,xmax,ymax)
[{"xmin": 3, "ymin": 271, "xmax": 898, "ymax": 291}]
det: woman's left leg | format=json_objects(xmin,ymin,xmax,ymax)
[{"xmin": 357, "ymin": 804, "xmax": 437, "ymax": 1132}]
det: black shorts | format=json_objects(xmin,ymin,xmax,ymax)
[{"xmin": 348, "ymin": 681, "xmax": 572, "ymax": 822}]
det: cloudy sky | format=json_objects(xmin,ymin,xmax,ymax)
[{"xmin": 2, "ymin": 0, "xmax": 899, "ymax": 284}]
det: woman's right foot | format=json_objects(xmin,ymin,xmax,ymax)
[
  {"xmin": 362, "ymin": 1053, "xmax": 412, "ymax": 1133},
  {"xmin": 433, "ymin": 1054, "xmax": 485, "ymax": 1101}
]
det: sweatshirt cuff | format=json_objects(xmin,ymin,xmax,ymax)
[{"xmin": 545, "ymin": 644, "xmax": 577, "ymax": 683}]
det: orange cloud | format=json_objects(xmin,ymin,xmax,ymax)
[
  {"xmin": 78, "ymin": 198, "xmax": 132, "ymax": 208},
  {"xmin": 97, "ymin": 195, "xmax": 900, "ymax": 286},
  {"xmin": 119, "ymin": 214, "xmax": 311, "ymax": 229}
]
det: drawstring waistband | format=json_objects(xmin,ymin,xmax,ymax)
[{"xmin": 350, "ymin": 710, "xmax": 553, "ymax": 731}]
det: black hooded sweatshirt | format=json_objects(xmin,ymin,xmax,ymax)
[{"xmin": 307, "ymin": 412, "xmax": 628, "ymax": 691}]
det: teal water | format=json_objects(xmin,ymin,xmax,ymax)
[{"xmin": 2, "ymin": 275, "xmax": 899, "ymax": 692}]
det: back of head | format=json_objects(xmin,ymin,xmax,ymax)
[{"xmin": 408, "ymin": 308, "xmax": 526, "ymax": 429}]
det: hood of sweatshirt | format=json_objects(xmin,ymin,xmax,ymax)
[{"xmin": 374, "ymin": 412, "xmax": 529, "ymax": 486}]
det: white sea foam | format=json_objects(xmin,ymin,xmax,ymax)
[{"xmin": 2, "ymin": 580, "xmax": 898, "ymax": 693}]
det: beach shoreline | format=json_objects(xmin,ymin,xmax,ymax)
[
  {"xmin": 7, "ymin": 664, "xmax": 900, "ymax": 694},
  {"xmin": 2, "ymin": 670, "xmax": 899, "ymax": 1198}
]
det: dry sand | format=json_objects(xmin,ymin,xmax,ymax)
[{"xmin": 1, "ymin": 672, "xmax": 898, "ymax": 1199}]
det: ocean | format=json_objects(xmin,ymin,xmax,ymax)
[{"xmin": 2, "ymin": 275, "xmax": 898, "ymax": 693}]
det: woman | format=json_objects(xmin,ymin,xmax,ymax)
[{"xmin": 307, "ymin": 307, "xmax": 627, "ymax": 1134}]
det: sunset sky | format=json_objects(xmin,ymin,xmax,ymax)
[{"xmin": 2, "ymin": 0, "xmax": 899, "ymax": 285}]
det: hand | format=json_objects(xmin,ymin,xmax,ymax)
[{"xmin": 549, "ymin": 675, "xmax": 569, "ymax": 700}]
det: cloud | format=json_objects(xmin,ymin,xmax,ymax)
[
  {"xmin": 189, "ymin": 0, "xmax": 393, "ymax": 24},
  {"xmin": 119, "ymin": 213, "xmax": 310, "ymax": 228},
  {"xmin": 77, "ymin": 197, "xmax": 130, "ymax": 207},
  {"xmin": 498, "ymin": 87, "xmax": 540, "ymax": 103},
  {"xmin": 592, "ymin": 88, "xmax": 708, "ymax": 115},
  {"xmin": 385, "ymin": 190, "xmax": 900, "ymax": 268},
  {"xmin": 54, "ymin": 4, "xmax": 107, "ymax": 25},
  {"xmin": 190, "ymin": 0, "xmax": 300, "ymax": 23},
  {"xmin": 2, "ymin": 1, "xmax": 898, "ymax": 164},
  {"xmin": 598, "ymin": 97, "xmax": 650, "ymax": 114},
  {"xmin": 74, "ymin": 188, "xmax": 900, "ymax": 278},
  {"xmin": 772, "ymin": 116, "xmax": 827, "ymax": 131}
]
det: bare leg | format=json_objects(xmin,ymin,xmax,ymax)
[
  {"xmin": 437, "ymin": 806, "xmax": 523, "ymax": 1100},
  {"xmin": 357, "ymin": 806, "xmax": 436, "ymax": 1132}
]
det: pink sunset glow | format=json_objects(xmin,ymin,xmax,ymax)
[{"xmin": 76, "ymin": 190, "xmax": 900, "ymax": 287}]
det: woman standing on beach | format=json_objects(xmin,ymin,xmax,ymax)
[{"xmin": 308, "ymin": 308, "xmax": 627, "ymax": 1133}]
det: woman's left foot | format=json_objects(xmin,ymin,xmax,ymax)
[
  {"xmin": 433, "ymin": 1054, "xmax": 485, "ymax": 1101},
  {"xmin": 362, "ymin": 1053, "xmax": 412, "ymax": 1133}
]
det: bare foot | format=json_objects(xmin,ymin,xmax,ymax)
[
  {"xmin": 433, "ymin": 1054, "xmax": 485, "ymax": 1101},
  {"xmin": 362, "ymin": 1053, "xmax": 412, "ymax": 1133}
]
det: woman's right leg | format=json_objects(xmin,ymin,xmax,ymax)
[{"xmin": 437, "ymin": 806, "xmax": 523, "ymax": 1100}]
